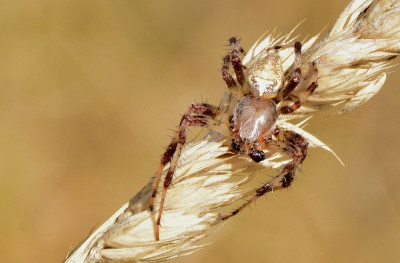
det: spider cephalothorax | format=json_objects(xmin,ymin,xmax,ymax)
[{"xmin": 149, "ymin": 36, "xmax": 318, "ymax": 240}]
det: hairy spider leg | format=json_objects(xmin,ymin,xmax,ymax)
[
  {"xmin": 229, "ymin": 37, "xmax": 250, "ymax": 94},
  {"xmin": 230, "ymin": 38, "xmax": 245, "ymax": 86},
  {"xmin": 220, "ymin": 42, "xmax": 246, "ymax": 114},
  {"xmin": 221, "ymin": 54, "xmax": 245, "ymax": 103},
  {"xmin": 221, "ymin": 129, "xmax": 308, "ymax": 221},
  {"xmin": 222, "ymin": 54, "xmax": 237, "ymax": 88},
  {"xmin": 279, "ymin": 62, "xmax": 318, "ymax": 114},
  {"xmin": 150, "ymin": 103, "xmax": 220, "ymax": 241},
  {"xmin": 274, "ymin": 42, "xmax": 303, "ymax": 102}
]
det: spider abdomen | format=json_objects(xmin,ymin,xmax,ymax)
[{"xmin": 233, "ymin": 96, "xmax": 277, "ymax": 142}]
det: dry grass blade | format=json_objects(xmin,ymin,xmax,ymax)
[
  {"xmin": 289, "ymin": 0, "xmax": 400, "ymax": 118},
  {"xmin": 65, "ymin": 127, "xmax": 334, "ymax": 263},
  {"xmin": 64, "ymin": 0, "xmax": 399, "ymax": 262}
]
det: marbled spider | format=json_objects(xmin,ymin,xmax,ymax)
[{"xmin": 149, "ymin": 37, "xmax": 318, "ymax": 241}]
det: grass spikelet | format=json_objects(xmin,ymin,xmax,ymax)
[{"xmin": 65, "ymin": 0, "xmax": 399, "ymax": 262}]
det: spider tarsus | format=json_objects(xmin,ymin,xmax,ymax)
[
  {"xmin": 229, "ymin": 36, "xmax": 239, "ymax": 46},
  {"xmin": 221, "ymin": 195, "xmax": 258, "ymax": 221}
]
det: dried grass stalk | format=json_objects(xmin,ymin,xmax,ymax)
[{"xmin": 64, "ymin": 0, "xmax": 400, "ymax": 262}]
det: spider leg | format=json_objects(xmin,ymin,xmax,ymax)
[
  {"xmin": 220, "ymin": 39, "xmax": 247, "ymax": 113},
  {"xmin": 221, "ymin": 54, "xmax": 245, "ymax": 104},
  {"xmin": 278, "ymin": 62, "xmax": 318, "ymax": 114},
  {"xmin": 229, "ymin": 37, "xmax": 250, "ymax": 94},
  {"xmin": 221, "ymin": 129, "xmax": 308, "ymax": 221},
  {"xmin": 275, "ymin": 42, "xmax": 302, "ymax": 103},
  {"xmin": 229, "ymin": 37, "xmax": 246, "ymax": 86},
  {"xmin": 222, "ymin": 54, "xmax": 237, "ymax": 88},
  {"xmin": 150, "ymin": 103, "xmax": 220, "ymax": 241}
]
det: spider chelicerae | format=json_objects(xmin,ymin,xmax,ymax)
[{"xmin": 149, "ymin": 36, "xmax": 319, "ymax": 241}]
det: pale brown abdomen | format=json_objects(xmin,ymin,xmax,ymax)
[{"xmin": 233, "ymin": 96, "xmax": 277, "ymax": 142}]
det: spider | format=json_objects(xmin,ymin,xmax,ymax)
[{"xmin": 149, "ymin": 36, "xmax": 319, "ymax": 241}]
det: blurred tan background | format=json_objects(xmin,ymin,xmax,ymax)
[{"xmin": 1, "ymin": 0, "xmax": 399, "ymax": 262}]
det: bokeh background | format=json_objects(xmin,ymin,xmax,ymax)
[{"xmin": 1, "ymin": 0, "xmax": 399, "ymax": 262}]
